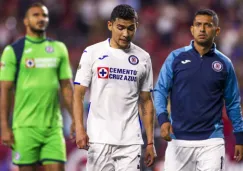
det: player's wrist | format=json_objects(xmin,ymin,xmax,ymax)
[
  {"xmin": 0, "ymin": 121, "xmax": 10, "ymax": 129},
  {"xmin": 147, "ymin": 142, "xmax": 154, "ymax": 146}
]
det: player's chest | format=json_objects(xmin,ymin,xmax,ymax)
[
  {"xmin": 92, "ymin": 54, "xmax": 146, "ymax": 82},
  {"xmin": 20, "ymin": 44, "xmax": 60, "ymax": 69},
  {"xmin": 173, "ymin": 56, "xmax": 227, "ymax": 88}
]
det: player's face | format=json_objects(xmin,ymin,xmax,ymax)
[
  {"xmin": 24, "ymin": 6, "xmax": 49, "ymax": 34},
  {"xmin": 190, "ymin": 15, "xmax": 220, "ymax": 46},
  {"xmin": 108, "ymin": 18, "xmax": 137, "ymax": 49}
]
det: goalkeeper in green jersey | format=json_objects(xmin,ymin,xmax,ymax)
[{"xmin": 0, "ymin": 2, "xmax": 74, "ymax": 171}]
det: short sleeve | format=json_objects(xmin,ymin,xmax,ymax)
[
  {"xmin": 0, "ymin": 45, "xmax": 16, "ymax": 81},
  {"xmin": 58, "ymin": 42, "xmax": 72, "ymax": 80},
  {"xmin": 140, "ymin": 56, "xmax": 153, "ymax": 92},
  {"xmin": 74, "ymin": 49, "xmax": 92, "ymax": 87}
]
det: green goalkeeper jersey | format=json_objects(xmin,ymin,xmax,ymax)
[{"xmin": 0, "ymin": 35, "xmax": 72, "ymax": 128}]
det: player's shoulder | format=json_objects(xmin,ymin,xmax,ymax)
[
  {"xmin": 171, "ymin": 45, "xmax": 190, "ymax": 57},
  {"xmin": 84, "ymin": 39, "xmax": 108, "ymax": 52},
  {"xmin": 130, "ymin": 42, "xmax": 150, "ymax": 59},
  {"xmin": 214, "ymin": 49, "xmax": 231, "ymax": 64},
  {"xmin": 2, "ymin": 44, "xmax": 15, "ymax": 56},
  {"xmin": 46, "ymin": 38, "xmax": 66, "ymax": 47}
]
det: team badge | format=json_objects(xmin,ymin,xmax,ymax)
[
  {"xmin": 212, "ymin": 61, "xmax": 223, "ymax": 72},
  {"xmin": 97, "ymin": 67, "xmax": 109, "ymax": 79},
  {"xmin": 128, "ymin": 55, "xmax": 139, "ymax": 65},
  {"xmin": 25, "ymin": 59, "xmax": 35, "ymax": 68},
  {"xmin": 45, "ymin": 46, "xmax": 54, "ymax": 53}
]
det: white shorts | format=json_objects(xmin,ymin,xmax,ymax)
[
  {"xmin": 164, "ymin": 141, "xmax": 225, "ymax": 171},
  {"xmin": 87, "ymin": 143, "xmax": 141, "ymax": 171}
]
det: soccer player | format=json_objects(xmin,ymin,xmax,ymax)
[
  {"xmin": 154, "ymin": 9, "xmax": 243, "ymax": 171},
  {"xmin": 0, "ymin": 2, "xmax": 73, "ymax": 171},
  {"xmin": 73, "ymin": 4, "xmax": 156, "ymax": 171}
]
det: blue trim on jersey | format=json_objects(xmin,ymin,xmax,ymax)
[
  {"xmin": 11, "ymin": 37, "xmax": 26, "ymax": 84},
  {"xmin": 138, "ymin": 113, "xmax": 143, "ymax": 130},
  {"xmin": 209, "ymin": 122, "xmax": 224, "ymax": 138},
  {"xmin": 74, "ymin": 82, "xmax": 80, "ymax": 85},
  {"xmin": 87, "ymin": 102, "xmax": 91, "ymax": 115}
]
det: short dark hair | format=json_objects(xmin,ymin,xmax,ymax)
[
  {"xmin": 25, "ymin": 2, "xmax": 46, "ymax": 17},
  {"xmin": 194, "ymin": 9, "xmax": 219, "ymax": 26},
  {"xmin": 110, "ymin": 4, "xmax": 138, "ymax": 22}
]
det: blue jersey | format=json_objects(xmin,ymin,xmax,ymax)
[{"xmin": 154, "ymin": 41, "xmax": 243, "ymax": 144}]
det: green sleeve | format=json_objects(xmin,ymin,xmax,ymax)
[
  {"xmin": 58, "ymin": 42, "xmax": 72, "ymax": 80},
  {"xmin": 0, "ymin": 45, "xmax": 16, "ymax": 81}
]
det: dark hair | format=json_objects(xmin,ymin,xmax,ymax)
[
  {"xmin": 25, "ymin": 2, "xmax": 46, "ymax": 17},
  {"xmin": 110, "ymin": 4, "xmax": 138, "ymax": 22},
  {"xmin": 194, "ymin": 9, "xmax": 219, "ymax": 26}
]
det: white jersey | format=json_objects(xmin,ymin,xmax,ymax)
[{"xmin": 75, "ymin": 39, "xmax": 153, "ymax": 145}]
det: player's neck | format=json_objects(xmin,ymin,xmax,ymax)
[
  {"xmin": 26, "ymin": 30, "xmax": 46, "ymax": 39},
  {"xmin": 193, "ymin": 41, "xmax": 213, "ymax": 56},
  {"xmin": 109, "ymin": 38, "xmax": 130, "ymax": 50}
]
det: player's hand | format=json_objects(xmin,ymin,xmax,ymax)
[
  {"xmin": 76, "ymin": 127, "xmax": 89, "ymax": 150},
  {"xmin": 1, "ymin": 126, "xmax": 14, "ymax": 148},
  {"xmin": 69, "ymin": 121, "xmax": 76, "ymax": 141},
  {"xmin": 144, "ymin": 143, "xmax": 157, "ymax": 167},
  {"xmin": 160, "ymin": 122, "xmax": 173, "ymax": 141},
  {"xmin": 234, "ymin": 145, "xmax": 243, "ymax": 162}
]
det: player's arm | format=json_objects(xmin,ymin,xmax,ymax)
[
  {"xmin": 60, "ymin": 79, "xmax": 74, "ymax": 138},
  {"xmin": 0, "ymin": 81, "xmax": 14, "ymax": 147},
  {"xmin": 0, "ymin": 45, "xmax": 16, "ymax": 147},
  {"xmin": 139, "ymin": 91, "xmax": 155, "ymax": 144},
  {"xmin": 73, "ymin": 84, "xmax": 89, "ymax": 149},
  {"xmin": 60, "ymin": 79, "xmax": 73, "ymax": 116},
  {"xmin": 153, "ymin": 52, "xmax": 174, "ymax": 141},
  {"xmin": 139, "ymin": 91, "xmax": 156, "ymax": 166},
  {"xmin": 58, "ymin": 42, "xmax": 74, "ymax": 138},
  {"xmin": 73, "ymin": 48, "xmax": 92, "ymax": 150},
  {"xmin": 224, "ymin": 60, "xmax": 243, "ymax": 162},
  {"xmin": 139, "ymin": 55, "xmax": 156, "ymax": 166}
]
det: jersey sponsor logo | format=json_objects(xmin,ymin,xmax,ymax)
[
  {"xmin": 35, "ymin": 58, "xmax": 57, "ymax": 68},
  {"xmin": 128, "ymin": 55, "xmax": 139, "ymax": 65},
  {"xmin": 25, "ymin": 58, "xmax": 57, "ymax": 68},
  {"xmin": 212, "ymin": 61, "xmax": 223, "ymax": 72},
  {"xmin": 45, "ymin": 46, "xmax": 54, "ymax": 53},
  {"xmin": 97, "ymin": 67, "xmax": 109, "ymax": 79},
  {"xmin": 25, "ymin": 58, "xmax": 35, "ymax": 68},
  {"xmin": 181, "ymin": 59, "xmax": 191, "ymax": 64},
  {"xmin": 98, "ymin": 55, "xmax": 109, "ymax": 60},
  {"xmin": 0, "ymin": 61, "xmax": 5, "ymax": 69},
  {"xmin": 97, "ymin": 67, "xmax": 137, "ymax": 82}
]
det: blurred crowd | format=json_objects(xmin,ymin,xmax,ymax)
[{"xmin": 1, "ymin": 0, "xmax": 243, "ymax": 170}]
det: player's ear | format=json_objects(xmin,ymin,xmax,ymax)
[
  {"xmin": 108, "ymin": 21, "xmax": 112, "ymax": 31},
  {"xmin": 136, "ymin": 22, "xmax": 139, "ymax": 29},
  {"xmin": 215, "ymin": 27, "xmax": 220, "ymax": 37},
  {"xmin": 23, "ymin": 18, "xmax": 28, "ymax": 27},
  {"xmin": 190, "ymin": 25, "xmax": 194, "ymax": 36}
]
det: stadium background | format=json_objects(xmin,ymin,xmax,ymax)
[{"xmin": 0, "ymin": 0, "xmax": 243, "ymax": 170}]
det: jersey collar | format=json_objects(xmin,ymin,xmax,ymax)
[
  {"xmin": 190, "ymin": 40, "xmax": 216, "ymax": 56},
  {"xmin": 25, "ymin": 35, "xmax": 46, "ymax": 43}
]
